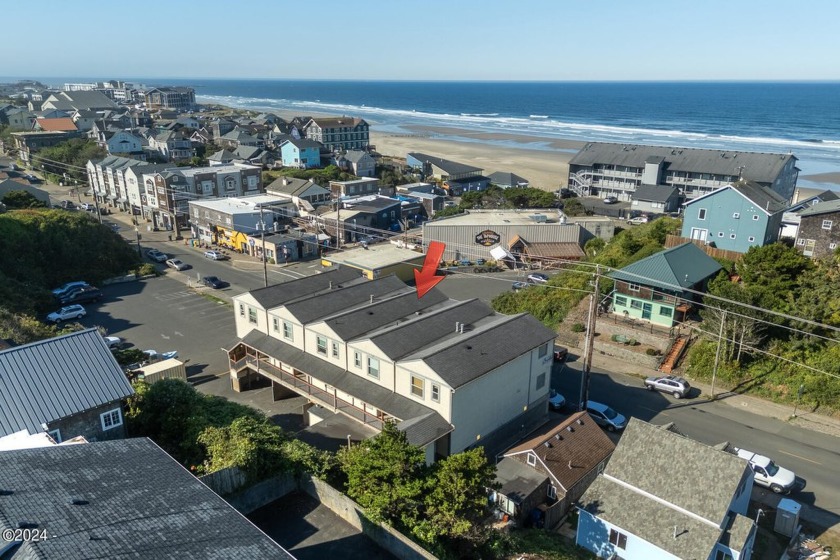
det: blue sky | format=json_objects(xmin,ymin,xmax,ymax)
[{"xmin": 5, "ymin": 0, "xmax": 839, "ymax": 81}]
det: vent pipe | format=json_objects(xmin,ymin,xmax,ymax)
[
  {"xmin": 454, "ymin": 322, "xmax": 460, "ymax": 333},
  {"xmin": 370, "ymin": 294, "xmax": 374, "ymax": 303},
  {"xmin": 459, "ymin": 324, "xmax": 465, "ymax": 334},
  {"xmin": 329, "ymin": 281, "xmax": 333, "ymax": 290}
]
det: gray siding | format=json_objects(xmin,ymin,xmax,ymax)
[{"xmin": 424, "ymin": 222, "xmax": 588, "ymax": 261}]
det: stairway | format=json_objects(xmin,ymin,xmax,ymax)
[{"xmin": 658, "ymin": 335, "xmax": 688, "ymax": 373}]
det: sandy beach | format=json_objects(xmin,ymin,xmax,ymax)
[
  {"xmin": 799, "ymin": 171, "xmax": 840, "ymax": 186},
  {"xmin": 370, "ymin": 125, "xmax": 581, "ymax": 190}
]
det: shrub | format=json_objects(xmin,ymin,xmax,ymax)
[
  {"xmin": 646, "ymin": 348, "xmax": 660, "ymax": 356},
  {"xmin": 571, "ymin": 323, "xmax": 585, "ymax": 332},
  {"xmin": 133, "ymin": 263, "xmax": 158, "ymax": 277}
]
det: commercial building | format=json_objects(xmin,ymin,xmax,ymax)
[
  {"xmin": 321, "ymin": 243, "xmax": 426, "ymax": 282},
  {"xmin": 143, "ymin": 86, "xmax": 196, "ymax": 112},
  {"xmin": 188, "ymin": 194, "xmax": 295, "ymax": 249},
  {"xmin": 568, "ymin": 142, "xmax": 799, "ymax": 203}
]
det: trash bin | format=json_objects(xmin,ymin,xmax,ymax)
[{"xmin": 774, "ymin": 498, "xmax": 801, "ymax": 537}]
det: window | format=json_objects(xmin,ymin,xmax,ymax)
[
  {"xmin": 100, "ymin": 408, "xmax": 123, "ymax": 431},
  {"xmin": 698, "ymin": 208, "xmax": 707, "ymax": 220},
  {"xmin": 547, "ymin": 485, "xmax": 557, "ymax": 499},
  {"xmin": 822, "ymin": 220, "xmax": 833, "ymax": 230},
  {"xmin": 411, "ymin": 375, "xmax": 424, "ymax": 398},
  {"xmin": 283, "ymin": 321, "xmax": 293, "ymax": 341},
  {"xmin": 614, "ymin": 295, "xmax": 627, "ymax": 306},
  {"xmin": 628, "ymin": 282, "xmax": 640, "ymax": 292},
  {"xmin": 354, "ymin": 351, "xmax": 362, "ymax": 368},
  {"xmin": 331, "ymin": 341, "xmax": 339, "ymax": 358},
  {"xmin": 630, "ymin": 300, "xmax": 642, "ymax": 310},
  {"xmin": 239, "ymin": 303, "xmax": 244, "ymax": 317},
  {"xmin": 527, "ymin": 453, "xmax": 536, "ymax": 466},
  {"xmin": 536, "ymin": 372, "xmax": 546, "ymax": 390},
  {"xmin": 748, "ymin": 236, "xmax": 755, "ymax": 242},
  {"xmin": 431, "ymin": 383, "xmax": 440, "ymax": 403},
  {"xmin": 729, "ymin": 233, "xmax": 736, "ymax": 239},
  {"xmin": 732, "ymin": 212, "xmax": 740, "ymax": 219},
  {"xmin": 715, "ymin": 551, "xmax": 734, "ymax": 560},
  {"xmin": 718, "ymin": 232, "xmax": 724, "ymax": 237},
  {"xmin": 609, "ymin": 529, "xmax": 628, "ymax": 549},
  {"xmin": 831, "ymin": 243, "xmax": 837, "ymax": 250},
  {"xmin": 272, "ymin": 317, "xmax": 279, "ymax": 332},
  {"xmin": 316, "ymin": 336, "xmax": 327, "ymax": 355},
  {"xmin": 48, "ymin": 429, "xmax": 61, "ymax": 443},
  {"xmin": 752, "ymin": 214, "xmax": 759, "ymax": 221},
  {"xmin": 660, "ymin": 306, "xmax": 673, "ymax": 317},
  {"xmin": 248, "ymin": 308, "xmax": 257, "ymax": 324},
  {"xmin": 797, "ymin": 238, "xmax": 806, "ymax": 246},
  {"xmin": 367, "ymin": 356, "xmax": 380, "ymax": 379},
  {"xmin": 538, "ymin": 343, "xmax": 548, "ymax": 358}
]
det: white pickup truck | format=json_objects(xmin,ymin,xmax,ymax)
[{"xmin": 735, "ymin": 447, "xmax": 797, "ymax": 494}]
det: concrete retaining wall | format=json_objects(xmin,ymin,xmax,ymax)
[{"xmin": 593, "ymin": 341, "xmax": 659, "ymax": 370}]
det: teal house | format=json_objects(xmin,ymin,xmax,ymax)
[
  {"xmin": 279, "ymin": 138, "xmax": 322, "ymax": 169},
  {"xmin": 680, "ymin": 179, "xmax": 788, "ymax": 254},
  {"xmin": 609, "ymin": 243, "xmax": 722, "ymax": 327}
]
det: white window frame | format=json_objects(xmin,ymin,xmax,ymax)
[
  {"xmin": 797, "ymin": 238, "xmax": 805, "ymax": 246},
  {"xmin": 718, "ymin": 232, "xmax": 724, "ymax": 237},
  {"xmin": 628, "ymin": 282, "xmax": 640, "ymax": 292},
  {"xmin": 238, "ymin": 303, "xmax": 244, "ymax": 317},
  {"xmin": 732, "ymin": 212, "xmax": 740, "ymax": 219},
  {"xmin": 283, "ymin": 321, "xmax": 293, "ymax": 341},
  {"xmin": 431, "ymin": 383, "xmax": 440, "ymax": 403},
  {"xmin": 316, "ymin": 336, "xmax": 327, "ymax": 355},
  {"xmin": 411, "ymin": 375, "xmax": 424, "ymax": 398},
  {"xmin": 367, "ymin": 356, "xmax": 380, "ymax": 379},
  {"xmin": 272, "ymin": 317, "xmax": 279, "ymax": 332},
  {"xmin": 331, "ymin": 341, "xmax": 339, "ymax": 358},
  {"xmin": 698, "ymin": 208, "xmax": 707, "ymax": 220},
  {"xmin": 527, "ymin": 452, "xmax": 537, "ymax": 466},
  {"xmin": 547, "ymin": 485, "xmax": 557, "ymax": 499},
  {"xmin": 100, "ymin": 408, "xmax": 123, "ymax": 431},
  {"xmin": 748, "ymin": 236, "xmax": 755, "ymax": 242},
  {"xmin": 354, "ymin": 351, "xmax": 362, "ymax": 368},
  {"xmin": 822, "ymin": 219, "xmax": 833, "ymax": 230},
  {"xmin": 248, "ymin": 307, "xmax": 257, "ymax": 324},
  {"xmin": 729, "ymin": 233, "xmax": 736, "ymax": 239},
  {"xmin": 831, "ymin": 243, "xmax": 837, "ymax": 250},
  {"xmin": 752, "ymin": 214, "xmax": 759, "ymax": 221}
]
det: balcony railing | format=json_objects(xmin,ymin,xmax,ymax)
[{"xmin": 232, "ymin": 355, "xmax": 386, "ymax": 430}]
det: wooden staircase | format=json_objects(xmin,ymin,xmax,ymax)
[{"xmin": 659, "ymin": 335, "xmax": 688, "ymax": 373}]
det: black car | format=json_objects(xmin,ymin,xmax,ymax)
[
  {"xmin": 202, "ymin": 276, "xmax": 228, "ymax": 289},
  {"xmin": 59, "ymin": 286, "xmax": 103, "ymax": 305}
]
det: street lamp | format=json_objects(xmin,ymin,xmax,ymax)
[{"xmin": 134, "ymin": 227, "xmax": 142, "ymax": 257}]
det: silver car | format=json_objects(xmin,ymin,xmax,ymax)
[{"xmin": 644, "ymin": 375, "xmax": 691, "ymax": 399}]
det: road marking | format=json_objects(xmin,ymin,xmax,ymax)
[
  {"xmin": 161, "ymin": 334, "xmax": 170, "ymax": 340},
  {"xmin": 154, "ymin": 291, "xmax": 195, "ymax": 301},
  {"xmin": 777, "ymin": 450, "xmax": 821, "ymax": 465},
  {"xmin": 174, "ymin": 331, "xmax": 183, "ymax": 337}
]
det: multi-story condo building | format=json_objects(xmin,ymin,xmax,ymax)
[
  {"xmin": 567, "ymin": 142, "xmax": 799, "ymax": 203},
  {"xmin": 303, "ymin": 116, "xmax": 370, "ymax": 152},
  {"xmin": 227, "ymin": 269, "xmax": 557, "ymax": 462},
  {"xmin": 143, "ymin": 87, "xmax": 196, "ymax": 112}
]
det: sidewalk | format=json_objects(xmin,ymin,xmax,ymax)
[{"xmin": 584, "ymin": 349, "xmax": 840, "ymax": 439}]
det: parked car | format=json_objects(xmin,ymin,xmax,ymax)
[
  {"xmin": 549, "ymin": 389, "xmax": 566, "ymax": 411},
  {"xmin": 24, "ymin": 173, "xmax": 39, "ymax": 182},
  {"xmin": 165, "ymin": 258, "xmax": 190, "ymax": 271},
  {"xmin": 527, "ymin": 273, "xmax": 549, "ymax": 284},
  {"xmin": 512, "ymin": 281, "xmax": 528, "ymax": 291},
  {"xmin": 59, "ymin": 286, "xmax": 102, "ymax": 305},
  {"xmin": 586, "ymin": 400, "xmax": 627, "ymax": 432},
  {"xmin": 644, "ymin": 375, "xmax": 691, "ymax": 399},
  {"xmin": 143, "ymin": 349, "xmax": 178, "ymax": 362},
  {"xmin": 60, "ymin": 200, "xmax": 76, "ymax": 210},
  {"xmin": 627, "ymin": 215, "xmax": 649, "ymax": 225},
  {"xmin": 735, "ymin": 448, "xmax": 797, "ymax": 494},
  {"xmin": 204, "ymin": 250, "xmax": 228, "ymax": 261},
  {"xmin": 80, "ymin": 202, "xmax": 96, "ymax": 211},
  {"xmin": 103, "ymin": 336, "xmax": 123, "ymax": 349},
  {"xmin": 202, "ymin": 276, "xmax": 228, "ymax": 289},
  {"xmin": 46, "ymin": 304, "xmax": 86, "ymax": 323},
  {"xmin": 553, "ymin": 345, "xmax": 569, "ymax": 362},
  {"xmin": 146, "ymin": 248, "xmax": 168, "ymax": 263},
  {"xmin": 602, "ymin": 196, "xmax": 618, "ymax": 204},
  {"xmin": 52, "ymin": 281, "xmax": 89, "ymax": 297}
]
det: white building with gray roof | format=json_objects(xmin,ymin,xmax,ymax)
[
  {"xmin": 568, "ymin": 141, "xmax": 799, "ymax": 204},
  {"xmin": 228, "ymin": 268, "xmax": 557, "ymax": 462}
]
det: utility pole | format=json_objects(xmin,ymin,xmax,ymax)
[
  {"xmin": 710, "ymin": 309, "xmax": 727, "ymax": 400},
  {"xmin": 335, "ymin": 194, "xmax": 342, "ymax": 250},
  {"xmin": 134, "ymin": 227, "xmax": 142, "ymax": 257},
  {"xmin": 87, "ymin": 171, "xmax": 103, "ymax": 224},
  {"xmin": 260, "ymin": 205, "xmax": 268, "ymax": 288},
  {"xmin": 578, "ymin": 265, "xmax": 600, "ymax": 411}
]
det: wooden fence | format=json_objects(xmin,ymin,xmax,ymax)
[{"xmin": 665, "ymin": 235, "xmax": 743, "ymax": 262}]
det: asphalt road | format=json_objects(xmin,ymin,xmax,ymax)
[{"xmin": 553, "ymin": 356, "xmax": 840, "ymax": 530}]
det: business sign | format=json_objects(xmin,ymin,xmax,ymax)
[{"xmin": 475, "ymin": 229, "xmax": 501, "ymax": 246}]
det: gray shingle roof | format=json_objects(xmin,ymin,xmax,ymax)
[
  {"xmin": 408, "ymin": 152, "xmax": 482, "ymax": 176},
  {"xmin": 0, "ymin": 329, "xmax": 134, "ymax": 437},
  {"xmin": 342, "ymin": 150, "xmax": 372, "ymax": 163},
  {"xmin": 798, "ymin": 198, "xmax": 840, "ymax": 217},
  {"xmin": 238, "ymin": 331, "xmax": 451, "ymax": 447},
  {"xmin": 633, "ymin": 183, "xmax": 680, "ymax": 202},
  {"xmin": 249, "ymin": 268, "xmax": 363, "ymax": 310},
  {"xmin": 266, "ymin": 176, "xmax": 323, "ymax": 196},
  {"xmin": 488, "ymin": 171, "xmax": 529, "ymax": 187},
  {"xmin": 685, "ymin": 179, "xmax": 788, "ymax": 214},
  {"xmin": 0, "ymin": 438, "xmax": 295, "ymax": 559},
  {"xmin": 578, "ymin": 419, "xmax": 750, "ymax": 560},
  {"xmin": 282, "ymin": 138, "xmax": 322, "ymax": 150},
  {"xmin": 283, "ymin": 275, "xmax": 410, "ymax": 324},
  {"xmin": 569, "ymin": 142, "xmax": 796, "ymax": 184},
  {"xmin": 416, "ymin": 313, "xmax": 556, "ymax": 389},
  {"xmin": 609, "ymin": 243, "xmax": 722, "ymax": 293}
]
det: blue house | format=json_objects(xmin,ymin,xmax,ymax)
[
  {"xmin": 576, "ymin": 419, "xmax": 756, "ymax": 560},
  {"xmin": 680, "ymin": 179, "xmax": 788, "ymax": 254},
  {"xmin": 280, "ymin": 138, "xmax": 322, "ymax": 169}
]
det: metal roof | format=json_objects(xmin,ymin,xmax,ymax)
[
  {"xmin": 633, "ymin": 183, "xmax": 680, "ymax": 202},
  {"xmin": 0, "ymin": 438, "xmax": 295, "ymax": 559},
  {"xmin": 569, "ymin": 142, "xmax": 796, "ymax": 184},
  {"xmin": 609, "ymin": 243, "xmax": 722, "ymax": 293},
  {"xmin": 0, "ymin": 329, "xmax": 134, "ymax": 437}
]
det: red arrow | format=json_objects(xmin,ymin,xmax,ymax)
[{"xmin": 414, "ymin": 241, "xmax": 446, "ymax": 298}]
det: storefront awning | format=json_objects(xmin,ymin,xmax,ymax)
[
  {"xmin": 115, "ymin": 198, "xmax": 127, "ymax": 203},
  {"xmin": 105, "ymin": 194, "xmax": 117, "ymax": 200}
]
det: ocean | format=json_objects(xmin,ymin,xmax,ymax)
[{"xmin": 49, "ymin": 78, "xmax": 840, "ymax": 186}]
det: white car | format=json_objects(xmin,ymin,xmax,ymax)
[
  {"xmin": 602, "ymin": 196, "xmax": 618, "ymax": 204},
  {"xmin": 143, "ymin": 349, "xmax": 178, "ymax": 362},
  {"xmin": 146, "ymin": 249, "xmax": 168, "ymax": 263},
  {"xmin": 103, "ymin": 336, "xmax": 123, "ymax": 349},
  {"xmin": 735, "ymin": 448, "xmax": 797, "ymax": 494},
  {"xmin": 204, "ymin": 250, "xmax": 228, "ymax": 261},
  {"xmin": 627, "ymin": 215, "xmax": 649, "ymax": 225},
  {"xmin": 47, "ymin": 304, "xmax": 86, "ymax": 323}
]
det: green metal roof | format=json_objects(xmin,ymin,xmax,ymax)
[{"xmin": 609, "ymin": 243, "xmax": 723, "ymax": 292}]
